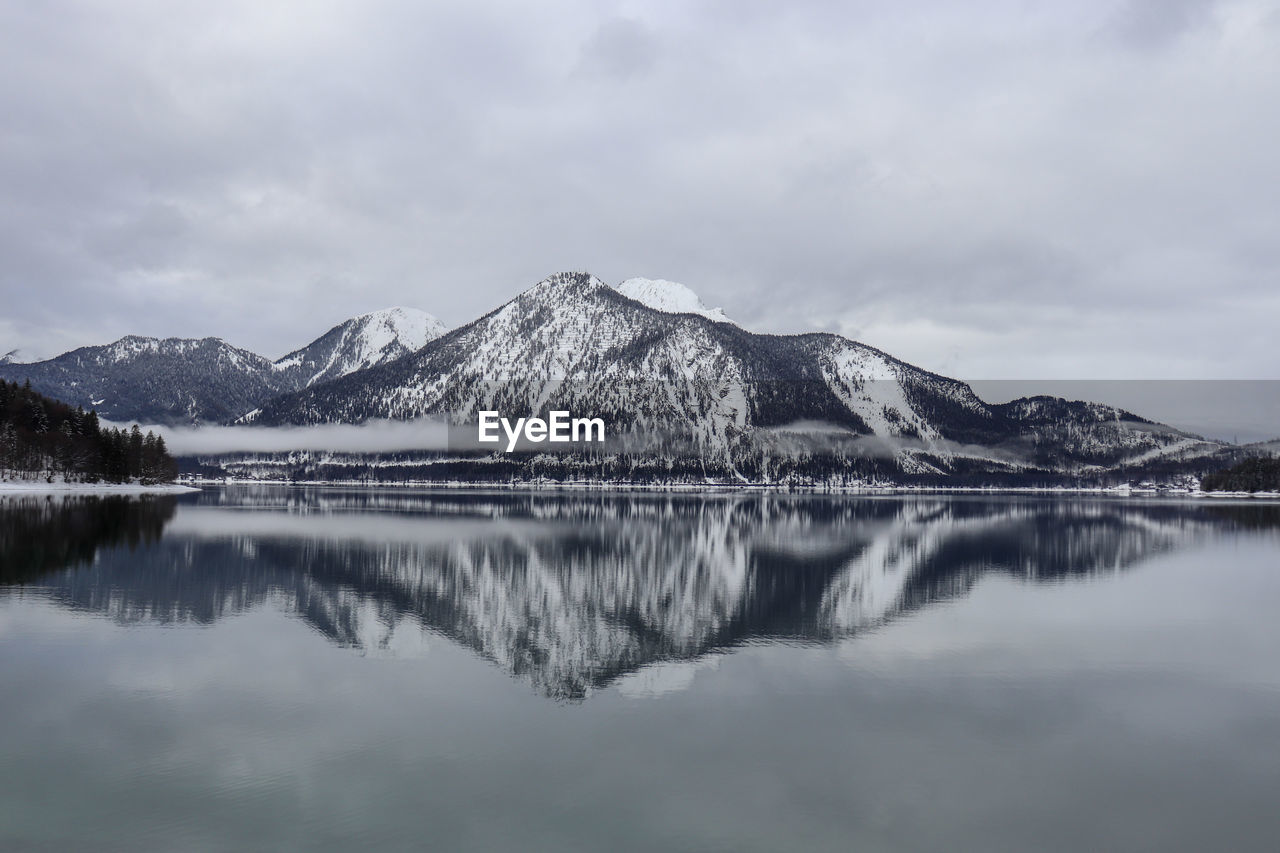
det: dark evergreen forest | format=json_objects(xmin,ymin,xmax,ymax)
[
  {"xmin": 0, "ymin": 379, "xmax": 178, "ymax": 483},
  {"xmin": 1201, "ymin": 456, "xmax": 1280, "ymax": 492}
]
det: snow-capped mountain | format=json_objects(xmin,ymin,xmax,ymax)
[
  {"xmin": 249, "ymin": 272, "xmax": 1225, "ymax": 479},
  {"xmin": 253, "ymin": 272, "xmax": 987, "ymax": 437},
  {"xmin": 615, "ymin": 278, "xmax": 733, "ymax": 323},
  {"xmin": 272, "ymin": 307, "xmax": 446, "ymax": 388},
  {"xmin": 0, "ymin": 335, "xmax": 285, "ymax": 425},
  {"xmin": 0, "ymin": 271, "xmax": 1235, "ymax": 480},
  {"xmin": 0, "ymin": 308, "xmax": 445, "ymax": 425}
]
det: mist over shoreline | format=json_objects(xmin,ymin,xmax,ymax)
[{"xmin": 104, "ymin": 419, "xmax": 452, "ymax": 456}]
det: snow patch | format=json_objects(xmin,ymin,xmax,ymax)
[
  {"xmin": 615, "ymin": 278, "xmax": 733, "ymax": 324},
  {"xmin": 0, "ymin": 477, "xmax": 198, "ymax": 494},
  {"xmin": 352, "ymin": 307, "xmax": 447, "ymax": 356},
  {"xmin": 272, "ymin": 307, "xmax": 447, "ymax": 386}
]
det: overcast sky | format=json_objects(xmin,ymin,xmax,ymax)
[{"xmin": 2, "ymin": 0, "xmax": 1277, "ymax": 379}]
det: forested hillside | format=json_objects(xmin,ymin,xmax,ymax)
[
  {"xmin": 1201, "ymin": 456, "xmax": 1280, "ymax": 493},
  {"xmin": 0, "ymin": 379, "xmax": 177, "ymax": 483}
]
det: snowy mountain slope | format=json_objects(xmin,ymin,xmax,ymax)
[
  {"xmin": 988, "ymin": 395, "xmax": 1224, "ymax": 470},
  {"xmin": 1, "ymin": 348, "xmax": 33, "ymax": 365},
  {"xmin": 615, "ymin": 278, "xmax": 733, "ymax": 323},
  {"xmin": 1, "ymin": 269, "xmax": 1233, "ymax": 479},
  {"xmin": 0, "ymin": 308, "xmax": 445, "ymax": 425},
  {"xmin": 249, "ymin": 271, "xmax": 1215, "ymax": 476},
  {"xmin": 0, "ymin": 335, "xmax": 285, "ymax": 425},
  {"xmin": 252, "ymin": 273, "xmax": 990, "ymax": 444},
  {"xmin": 273, "ymin": 307, "xmax": 446, "ymax": 388}
]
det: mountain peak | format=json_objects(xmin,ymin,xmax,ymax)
[
  {"xmin": 0, "ymin": 334, "xmax": 278, "ymax": 424},
  {"xmin": 356, "ymin": 305, "xmax": 439, "ymax": 323},
  {"xmin": 615, "ymin": 278, "xmax": 733, "ymax": 324},
  {"xmin": 525, "ymin": 271, "xmax": 610, "ymax": 297},
  {"xmin": 351, "ymin": 307, "xmax": 447, "ymax": 347},
  {"xmin": 103, "ymin": 334, "xmax": 241, "ymax": 358},
  {"xmin": 272, "ymin": 306, "xmax": 447, "ymax": 387}
]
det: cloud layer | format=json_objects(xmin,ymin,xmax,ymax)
[
  {"xmin": 2, "ymin": 1, "xmax": 1277, "ymax": 379},
  {"xmin": 114, "ymin": 419, "xmax": 450, "ymax": 456}
]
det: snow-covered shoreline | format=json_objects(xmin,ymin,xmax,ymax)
[
  {"xmin": 6, "ymin": 473, "xmax": 1274, "ymax": 500},
  {"xmin": 0, "ymin": 480, "xmax": 200, "ymax": 495},
  {"xmin": 175, "ymin": 477, "xmax": 1280, "ymax": 500}
]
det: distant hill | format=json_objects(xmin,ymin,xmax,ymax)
[{"xmin": 0, "ymin": 308, "xmax": 447, "ymax": 425}]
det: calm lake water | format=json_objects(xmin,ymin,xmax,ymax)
[{"xmin": 2, "ymin": 487, "xmax": 1279, "ymax": 852}]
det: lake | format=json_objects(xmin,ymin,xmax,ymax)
[{"xmin": 2, "ymin": 487, "xmax": 1278, "ymax": 851}]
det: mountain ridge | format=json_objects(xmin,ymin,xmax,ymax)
[
  {"xmin": 0, "ymin": 272, "xmax": 1240, "ymax": 482},
  {"xmin": 0, "ymin": 307, "xmax": 447, "ymax": 425},
  {"xmin": 244, "ymin": 272, "xmax": 1230, "ymax": 481}
]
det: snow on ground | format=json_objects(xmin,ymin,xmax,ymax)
[
  {"xmin": 0, "ymin": 476, "xmax": 199, "ymax": 495},
  {"xmin": 270, "ymin": 306, "xmax": 448, "ymax": 386},
  {"xmin": 306, "ymin": 307, "xmax": 447, "ymax": 383},
  {"xmin": 357, "ymin": 307, "xmax": 446, "ymax": 352},
  {"xmin": 1118, "ymin": 437, "xmax": 1218, "ymax": 466},
  {"xmin": 615, "ymin": 278, "xmax": 733, "ymax": 323},
  {"xmin": 823, "ymin": 344, "xmax": 941, "ymax": 443}
]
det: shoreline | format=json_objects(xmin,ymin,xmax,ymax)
[
  {"xmin": 0, "ymin": 480, "xmax": 201, "ymax": 495},
  {"xmin": 178, "ymin": 478, "xmax": 1280, "ymax": 500},
  {"xmin": 5, "ymin": 476, "xmax": 1275, "ymax": 501}
]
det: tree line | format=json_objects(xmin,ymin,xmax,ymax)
[
  {"xmin": 1201, "ymin": 455, "xmax": 1280, "ymax": 493},
  {"xmin": 0, "ymin": 379, "xmax": 178, "ymax": 483}
]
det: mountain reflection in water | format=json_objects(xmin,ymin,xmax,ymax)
[{"xmin": 3, "ymin": 489, "xmax": 1277, "ymax": 699}]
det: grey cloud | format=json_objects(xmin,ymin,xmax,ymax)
[
  {"xmin": 1109, "ymin": 0, "xmax": 1220, "ymax": 48},
  {"xmin": 576, "ymin": 18, "xmax": 660, "ymax": 80},
  {"xmin": 112, "ymin": 419, "xmax": 451, "ymax": 455},
  {"xmin": 0, "ymin": 1, "xmax": 1276, "ymax": 380}
]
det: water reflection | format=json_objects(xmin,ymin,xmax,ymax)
[
  {"xmin": 2, "ymin": 489, "xmax": 1277, "ymax": 699},
  {"xmin": 0, "ymin": 494, "xmax": 176, "ymax": 585}
]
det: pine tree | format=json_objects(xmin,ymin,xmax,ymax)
[
  {"xmin": 1, "ymin": 381, "xmax": 176, "ymax": 482},
  {"xmin": 127, "ymin": 424, "xmax": 144, "ymax": 480}
]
